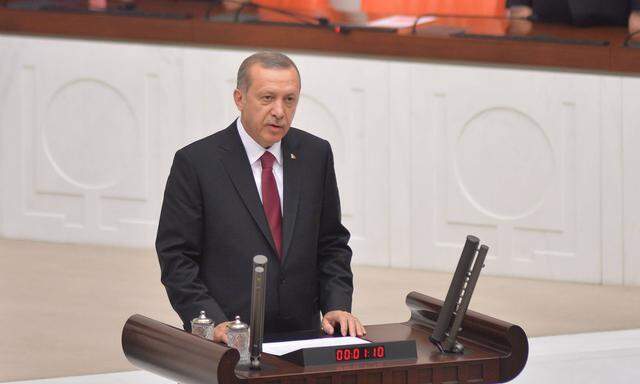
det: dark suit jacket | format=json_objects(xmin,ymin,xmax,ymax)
[
  {"xmin": 156, "ymin": 121, "xmax": 353, "ymax": 334},
  {"xmin": 507, "ymin": 0, "xmax": 640, "ymax": 26}
]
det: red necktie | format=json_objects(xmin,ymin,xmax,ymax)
[{"xmin": 260, "ymin": 151, "xmax": 282, "ymax": 259}]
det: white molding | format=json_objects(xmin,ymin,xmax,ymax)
[
  {"xmin": 622, "ymin": 77, "xmax": 640, "ymax": 286},
  {"xmin": 600, "ymin": 76, "xmax": 624, "ymax": 285},
  {"xmin": 388, "ymin": 62, "xmax": 412, "ymax": 268}
]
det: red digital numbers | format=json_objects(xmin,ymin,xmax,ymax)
[
  {"xmin": 373, "ymin": 346, "xmax": 385, "ymax": 358},
  {"xmin": 335, "ymin": 346, "xmax": 385, "ymax": 362},
  {"xmin": 335, "ymin": 348, "xmax": 355, "ymax": 361}
]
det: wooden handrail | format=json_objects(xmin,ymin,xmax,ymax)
[{"xmin": 122, "ymin": 314, "xmax": 240, "ymax": 384}]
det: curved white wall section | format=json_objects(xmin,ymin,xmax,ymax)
[{"xmin": 0, "ymin": 34, "xmax": 638, "ymax": 285}]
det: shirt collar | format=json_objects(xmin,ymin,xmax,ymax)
[{"xmin": 236, "ymin": 117, "xmax": 282, "ymax": 166}]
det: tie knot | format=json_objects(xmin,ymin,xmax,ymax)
[{"xmin": 260, "ymin": 151, "xmax": 276, "ymax": 169}]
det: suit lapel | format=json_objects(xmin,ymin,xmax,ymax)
[
  {"xmin": 281, "ymin": 132, "xmax": 301, "ymax": 263},
  {"xmin": 218, "ymin": 123, "xmax": 277, "ymax": 255}
]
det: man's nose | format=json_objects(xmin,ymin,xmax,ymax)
[{"xmin": 271, "ymin": 100, "xmax": 285, "ymax": 119}]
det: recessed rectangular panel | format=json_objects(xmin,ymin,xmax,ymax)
[
  {"xmin": 410, "ymin": 64, "xmax": 602, "ymax": 283},
  {"xmin": 417, "ymin": 368, "xmax": 433, "ymax": 384},
  {"xmin": 391, "ymin": 370, "xmax": 407, "ymax": 384}
]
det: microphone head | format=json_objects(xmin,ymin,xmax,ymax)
[{"xmin": 253, "ymin": 255, "xmax": 268, "ymax": 265}]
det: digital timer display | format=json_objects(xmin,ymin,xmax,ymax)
[
  {"xmin": 335, "ymin": 345, "xmax": 386, "ymax": 361},
  {"xmin": 278, "ymin": 340, "xmax": 416, "ymax": 366}
]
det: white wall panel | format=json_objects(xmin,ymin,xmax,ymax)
[
  {"xmin": 0, "ymin": 35, "xmax": 24, "ymax": 237},
  {"xmin": 1, "ymin": 36, "xmax": 185, "ymax": 247},
  {"xmin": 622, "ymin": 77, "xmax": 640, "ymax": 286},
  {"xmin": 409, "ymin": 65, "xmax": 602, "ymax": 283},
  {"xmin": 600, "ymin": 76, "xmax": 624, "ymax": 285},
  {"xmin": 0, "ymin": 34, "xmax": 638, "ymax": 285},
  {"xmin": 388, "ymin": 61, "xmax": 413, "ymax": 269},
  {"xmin": 286, "ymin": 54, "xmax": 390, "ymax": 266},
  {"xmin": 182, "ymin": 47, "xmax": 249, "ymax": 141}
]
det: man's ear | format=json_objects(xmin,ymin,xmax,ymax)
[{"xmin": 233, "ymin": 88, "xmax": 244, "ymax": 111}]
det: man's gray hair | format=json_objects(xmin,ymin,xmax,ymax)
[{"xmin": 236, "ymin": 51, "xmax": 301, "ymax": 92}]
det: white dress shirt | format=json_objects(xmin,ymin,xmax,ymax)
[{"xmin": 237, "ymin": 118, "xmax": 284, "ymax": 211}]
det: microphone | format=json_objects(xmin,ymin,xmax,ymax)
[
  {"xmin": 430, "ymin": 235, "xmax": 488, "ymax": 354},
  {"xmin": 249, "ymin": 255, "xmax": 268, "ymax": 370}
]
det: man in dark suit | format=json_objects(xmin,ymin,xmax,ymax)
[
  {"xmin": 156, "ymin": 52, "xmax": 365, "ymax": 343},
  {"xmin": 507, "ymin": 0, "xmax": 640, "ymax": 30}
]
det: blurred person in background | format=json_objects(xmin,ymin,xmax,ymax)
[{"xmin": 507, "ymin": 0, "xmax": 640, "ymax": 32}]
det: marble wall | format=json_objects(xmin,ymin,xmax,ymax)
[{"xmin": 1, "ymin": 35, "xmax": 638, "ymax": 285}]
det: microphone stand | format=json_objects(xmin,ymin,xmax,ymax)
[{"xmin": 249, "ymin": 255, "xmax": 268, "ymax": 370}]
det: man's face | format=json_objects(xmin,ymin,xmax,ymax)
[{"xmin": 234, "ymin": 64, "xmax": 300, "ymax": 148}]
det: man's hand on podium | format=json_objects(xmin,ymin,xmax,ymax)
[
  {"xmin": 630, "ymin": 11, "xmax": 640, "ymax": 34},
  {"xmin": 507, "ymin": 5, "xmax": 533, "ymax": 19},
  {"xmin": 213, "ymin": 321, "xmax": 232, "ymax": 343},
  {"xmin": 322, "ymin": 310, "xmax": 366, "ymax": 337}
]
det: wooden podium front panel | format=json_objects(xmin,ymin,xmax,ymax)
[
  {"xmin": 235, "ymin": 323, "xmax": 501, "ymax": 384},
  {"xmin": 122, "ymin": 295, "xmax": 526, "ymax": 384}
]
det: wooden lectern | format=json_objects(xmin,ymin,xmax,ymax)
[{"xmin": 122, "ymin": 291, "xmax": 527, "ymax": 384}]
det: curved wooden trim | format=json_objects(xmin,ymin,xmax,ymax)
[
  {"xmin": 405, "ymin": 291, "xmax": 528, "ymax": 383},
  {"xmin": 122, "ymin": 314, "xmax": 240, "ymax": 384}
]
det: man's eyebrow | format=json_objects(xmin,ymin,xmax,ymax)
[
  {"xmin": 256, "ymin": 88, "xmax": 298, "ymax": 96},
  {"xmin": 255, "ymin": 91, "xmax": 275, "ymax": 98}
]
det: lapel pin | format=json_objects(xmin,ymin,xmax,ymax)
[{"xmin": 290, "ymin": 153, "xmax": 296, "ymax": 160}]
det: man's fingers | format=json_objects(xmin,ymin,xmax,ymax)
[
  {"xmin": 322, "ymin": 317, "xmax": 335, "ymax": 335},
  {"xmin": 348, "ymin": 317, "xmax": 357, "ymax": 337},
  {"xmin": 356, "ymin": 319, "xmax": 366, "ymax": 337},
  {"xmin": 508, "ymin": 5, "xmax": 533, "ymax": 19},
  {"xmin": 339, "ymin": 316, "xmax": 348, "ymax": 336},
  {"xmin": 322, "ymin": 311, "xmax": 367, "ymax": 337},
  {"xmin": 213, "ymin": 321, "xmax": 231, "ymax": 343}
]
